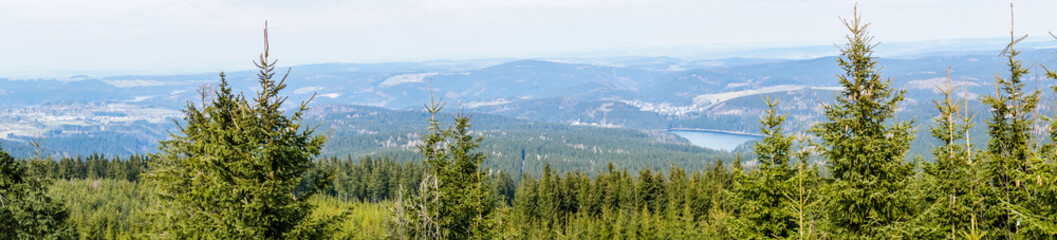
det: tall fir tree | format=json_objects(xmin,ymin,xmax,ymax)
[
  {"xmin": 809, "ymin": 7, "xmax": 917, "ymax": 238},
  {"xmin": 147, "ymin": 23, "xmax": 343, "ymax": 239},
  {"xmin": 735, "ymin": 96, "xmax": 795, "ymax": 239}
]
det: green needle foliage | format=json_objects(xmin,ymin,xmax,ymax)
[
  {"xmin": 433, "ymin": 114, "xmax": 497, "ymax": 240},
  {"xmin": 0, "ymin": 144, "xmax": 75, "ymax": 239},
  {"xmin": 920, "ymin": 69, "xmax": 986, "ymax": 239},
  {"xmin": 786, "ymin": 141, "xmax": 823, "ymax": 240},
  {"xmin": 7, "ymin": 6, "xmax": 1057, "ymax": 240},
  {"xmin": 980, "ymin": 20, "xmax": 1042, "ymax": 239},
  {"xmin": 810, "ymin": 7, "xmax": 917, "ymax": 239},
  {"xmin": 1022, "ymin": 34, "xmax": 1057, "ymax": 237},
  {"xmin": 1043, "ymin": 34, "xmax": 1057, "ymax": 233},
  {"xmin": 147, "ymin": 24, "xmax": 342, "ymax": 239},
  {"xmin": 735, "ymin": 96, "xmax": 795, "ymax": 239},
  {"xmin": 394, "ymin": 85, "xmax": 496, "ymax": 239}
]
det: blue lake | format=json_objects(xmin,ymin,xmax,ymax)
[{"xmin": 669, "ymin": 130, "xmax": 762, "ymax": 151}]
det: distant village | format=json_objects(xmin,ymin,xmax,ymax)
[{"xmin": 0, "ymin": 102, "xmax": 180, "ymax": 140}]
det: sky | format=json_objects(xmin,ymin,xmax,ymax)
[{"xmin": 1, "ymin": 0, "xmax": 1055, "ymax": 78}]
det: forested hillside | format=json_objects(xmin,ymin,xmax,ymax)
[
  {"xmin": 4, "ymin": 6, "xmax": 1057, "ymax": 240},
  {"xmin": 309, "ymin": 105, "xmax": 735, "ymax": 175}
]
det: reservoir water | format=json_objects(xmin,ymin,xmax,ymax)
[{"xmin": 669, "ymin": 130, "xmax": 762, "ymax": 151}]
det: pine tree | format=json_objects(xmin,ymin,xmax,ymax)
[
  {"xmin": 147, "ymin": 23, "xmax": 343, "ymax": 239},
  {"xmin": 809, "ymin": 7, "xmax": 917, "ymax": 238},
  {"xmin": 513, "ymin": 174, "xmax": 539, "ymax": 223},
  {"xmin": 666, "ymin": 165, "xmax": 689, "ymax": 218},
  {"xmin": 920, "ymin": 68, "xmax": 985, "ymax": 239},
  {"xmin": 1022, "ymin": 32, "xmax": 1057, "ymax": 236},
  {"xmin": 397, "ymin": 82, "xmax": 495, "ymax": 239},
  {"xmin": 735, "ymin": 96, "xmax": 795, "ymax": 239},
  {"xmin": 537, "ymin": 162, "xmax": 558, "ymax": 229},
  {"xmin": 786, "ymin": 140, "xmax": 823, "ymax": 240},
  {"xmin": 731, "ymin": 153, "xmax": 744, "ymax": 177},
  {"xmin": 0, "ymin": 144, "xmax": 76, "ymax": 239},
  {"xmin": 979, "ymin": 7, "xmax": 1042, "ymax": 237}
]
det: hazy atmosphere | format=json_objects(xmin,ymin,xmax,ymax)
[
  {"xmin": 4, "ymin": 0, "xmax": 1057, "ymax": 239},
  {"xmin": 2, "ymin": 0, "xmax": 1056, "ymax": 77}
]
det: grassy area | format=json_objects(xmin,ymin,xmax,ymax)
[
  {"xmin": 309, "ymin": 197, "xmax": 391, "ymax": 240},
  {"xmin": 48, "ymin": 179, "xmax": 393, "ymax": 240}
]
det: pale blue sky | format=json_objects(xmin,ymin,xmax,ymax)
[{"xmin": 1, "ymin": 0, "xmax": 1055, "ymax": 78}]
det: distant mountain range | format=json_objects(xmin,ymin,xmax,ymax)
[{"xmin": 2, "ymin": 41, "xmax": 1057, "ymax": 161}]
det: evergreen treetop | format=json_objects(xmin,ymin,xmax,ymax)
[
  {"xmin": 810, "ymin": 7, "xmax": 916, "ymax": 238},
  {"xmin": 147, "ymin": 23, "xmax": 341, "ymax": 239},
  {"xmin": 920, "ymin": 68, "xmax": 986, "ymax": 239},
  {"xmin": 979, "ymin": 7, "xmax": 1043, "ymax": 237},
  {"xmin": 396, "ymin": 83, "xmax": 496, "ymax": 239},
  {"xmin": 735, "ymin": 96, "xmax": 796, "ymax": 239}
]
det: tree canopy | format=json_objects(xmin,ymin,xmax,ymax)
[{"xmin": 146, "ymin": 23, "xmax": 342, "ymax": 239}]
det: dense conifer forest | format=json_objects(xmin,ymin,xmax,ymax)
[{"xmin": 4, "ymin": 7, "xmax": 1057, "ymax": 240}]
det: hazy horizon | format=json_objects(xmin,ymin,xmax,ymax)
[{"xmin": 2, "ymin": 0, "xmax": 1057, "ymax": 78}]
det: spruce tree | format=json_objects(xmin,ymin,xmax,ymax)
[
  {"xmin": 736, "ymin": 96, "xmax": 795, "ymax": 238},
  {"xmin": 147, "ymin": 24, "xmax": 342, "ymax": 239},
  {"xmin": 979, "ymin": 11, "xmax": 1042, "ymax": 237},
  {"xmin": 920, "ymin": 69, "xmax": 985, "ymax": 239},
  {"xmin": 537, "ymin": 162, "xmax": 558, "ymax": 228},
  {"xmin": 1023, "ymin": 34, "xmax": 1057, "ymax": 236},
  {"xmin": 809, "ymin": 7, "xmax": 916, "ymax": 238},
  {"xmin": 0, "ymin": 144, "xmax": 75, "ymax": 239},
  {"xmin": 513, "ymin": 174, "xmax": 539, "ymax": 223},
  {"xmin": 397, "ymin": 83, "xmax": 495, "ymax": 239},
  {"xmin": 786, "ymin": 140, "xmax": 822, "ymax": 240}
]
